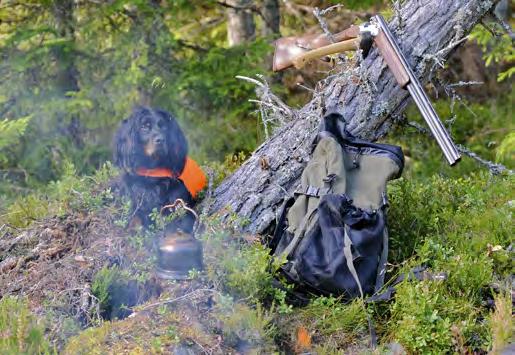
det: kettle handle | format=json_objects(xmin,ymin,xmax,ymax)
[{"xmin": 160, "ymin": 199, "xmax": 200, "ymax": 237}]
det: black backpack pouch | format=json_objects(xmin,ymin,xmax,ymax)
[{"xmin": 283, "ymin": 193, "xmax": 386, "ymax": 298}]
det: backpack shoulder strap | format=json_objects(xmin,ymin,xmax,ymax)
[{"xmin": 268, "ymin": 196, "xmax": 295, "ymax": 253}]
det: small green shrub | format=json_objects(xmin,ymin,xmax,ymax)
[
  {"xmin": 380, "ymin": 172, "xmax": 512, "ymax": 353},
  {"xmin": 388, "ymin": 173, "xmax": 513, "ymax": 265},
  {"xmin": 1, "ymin": 161, "xmax": 118, "ymax": 228},
  {"xmin": 489, "ymin": 288, "xmax": 513, "ymax": 353},
  {"xmin": 387, "ymin": 281, "xmax": 486, "ymax": 354},
  {"xmin": 204, "ymin": 151, "xmax": 248, "ymax": 188},
  {"xmin": 201, "ymin": 216, "xmax": 292, "ymax": 313},
  {"xmin": 91, "ymin": 266, "xmax": 136, "ymax": 320},
  {"xmin": 302, "ymin": 296, "xmax": 368, "ymax": 338},
  {"xmin": 0, "ymin": 296, "xmax": 53, "ymax": 355},
  {"xmin": 470, "ymin": 22, "xmax": 514, "ymax": 82},
  {"xmin": 214, "ymin": 298, "xmax": 277, "ymax": 351}
]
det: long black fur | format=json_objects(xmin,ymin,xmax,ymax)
[{"xmin": 113, "ymin": 106, "xmax": 195, "ymax": 232}]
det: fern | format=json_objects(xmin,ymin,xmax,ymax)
[
  {"xmin": 496, "ymin": 132, "xmax": 515, "ymax": 163},
  {"xmin": 0, "ymin": 116, "xmax": 31, "ymax": 150}
]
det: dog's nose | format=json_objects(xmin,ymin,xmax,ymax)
[{"xmin": 154, "ymin": 137, "xmax": 164, "ymax": 145}]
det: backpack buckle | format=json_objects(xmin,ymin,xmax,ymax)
[
  {"xmin": 306, "ymin": 185, "xmax": 320, "ymax": 196},
  {"xmin": 323, "ymin": 174, "xmax": 336, "ymax": 183}
]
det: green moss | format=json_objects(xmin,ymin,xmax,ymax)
[{"xmin": 62, "ymin": 322, "xmax": 112, "ymax": 355}]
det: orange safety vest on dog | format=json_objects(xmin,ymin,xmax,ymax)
[{"xmin": 136, "ymin": 157, "xmax": 207, "ymax": 198}]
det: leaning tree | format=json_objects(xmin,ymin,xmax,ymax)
[{"xmin": 207, "ymin": 0, "xmax": 504, "ymax": 234}]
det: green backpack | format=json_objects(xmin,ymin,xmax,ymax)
[{"xmin": 270, "ymin": 113, "xmax": 404, "ymax": 298}]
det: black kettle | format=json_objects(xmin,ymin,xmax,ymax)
[{"xmin": 155, "ymin": 229, "xmax": 203, "ymax": 280}]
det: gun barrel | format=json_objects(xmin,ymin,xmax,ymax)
[
  {"xmin": 373, "ymin": 15, "xmax": 461, "ymax": 165},
  {"xmin": 407, "ymin": 84, "xmax": 461, "ymax": 165}
]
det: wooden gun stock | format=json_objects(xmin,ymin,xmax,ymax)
[
  {"xmin": 273, "ymin": 25, "xmax": 360, "ymax": 72},
  {"xmin": 292, "ymin": 38, "xmax": 360, "ymax": 69}
]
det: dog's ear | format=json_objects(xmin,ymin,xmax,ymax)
[
  {"xmin": 157, "ymin": 109, "xmax": 188, "ymax": 174},
  {"xmin": 113, "ymin": 117, "xmax": 136, "ymax": 171}
]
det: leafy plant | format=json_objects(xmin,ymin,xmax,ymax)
[
  {"xmin": 0, "ymin": 115, "xmax": 31, "ymax": 163},
  {"xmin": 91, "ymin": 266, "xmax": 134, "ymax": 320},
  {"xmin": 496, "ymin": 132, "xmax": 515, "ymax": 164},
  {"xmin": 0, "ymin": 297, "xmax": 53, "ymax": 355},
  {"xmin": 201, "ymin": 217, "xmax": 292, "ymax": 313},
  {"xmin": 303, "ymin": 296, "xmax": 368, "ymax": 337},
  {"xmin": 470, "ymin": 23, "xmax": 514, "ymax": 82}
]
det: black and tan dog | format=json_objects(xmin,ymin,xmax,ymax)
[{"xmin": 113, "ymin": 106, "xmax": 206, "ymax": 233}]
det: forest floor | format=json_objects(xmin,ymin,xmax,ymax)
[
  {"xmin": 1, "ymin": 166, "xmax": 513, "ymax": 354},
  {"xmin": 0, "ymin": 93, "xmax": 514, "ymax": 354},
  {"xmin": 0, "ymin": 208, "xmax": 289, "ymax": 354},
  {"xmin": 3, "ymin": 191, "xmax": 365, "ymax": 354}
]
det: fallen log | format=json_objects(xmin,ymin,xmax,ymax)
[{"xmin": 208, "ymin": 0, "xmax": 500, "ymax": 234}]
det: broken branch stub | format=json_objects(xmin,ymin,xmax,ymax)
[{"xmin": 207, "ymin": 0, "xmax": 501, "ymax": 234}]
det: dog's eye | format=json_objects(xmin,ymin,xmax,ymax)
[{"xmin": 141, "ymin": 122, "xmax": 151, "ymax": 131}]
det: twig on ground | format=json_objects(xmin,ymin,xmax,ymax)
[
  {"xmin": 296, "ymin": 83, "xmax": 315, "ymax": 93},
  {"xmin": 318, "ymin": 4, "xmax": 343, "ymax": 16},
  {"xmin": 456, "ymin": 144, "xmax": 511, "ymax": 175},
  {"xmin": 436, "ymin": 76, "xmax": 478, "ymax": 117},
  {"xmin": 134, "ymin": 288, "xmax": 220, "ymax": 312}
]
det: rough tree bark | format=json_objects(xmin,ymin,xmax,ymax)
[{"xmin": 208, "ymin": 0, "xmax": 500, "ymax": 234}]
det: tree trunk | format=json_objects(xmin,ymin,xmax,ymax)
[
  {"xmin": 261, "ymin": 0, "xmax": 280, "ymax": 38},
  {"xmin": 51, "ymin": 0, "xmax": 82, "ymax": 148},
  {"xmin": 226, "ymin": 0, "xmax": 256, "ymax": 46},
  {"xmin": 207, "ymin": 0, "xmax": 499, "ymax": 234}
]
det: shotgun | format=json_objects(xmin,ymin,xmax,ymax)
[{"xmin": 273, "ymin": 14, "xmax": 461, "ymax": 166}]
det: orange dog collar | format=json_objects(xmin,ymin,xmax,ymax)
[{"xmin": 136, "ymin": 157, "xmax": 207, "ymax": 198}]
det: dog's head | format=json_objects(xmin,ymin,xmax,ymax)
[{"xmin": 114, "ymin": 106, "xmax": 188, "ymax": 174}]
